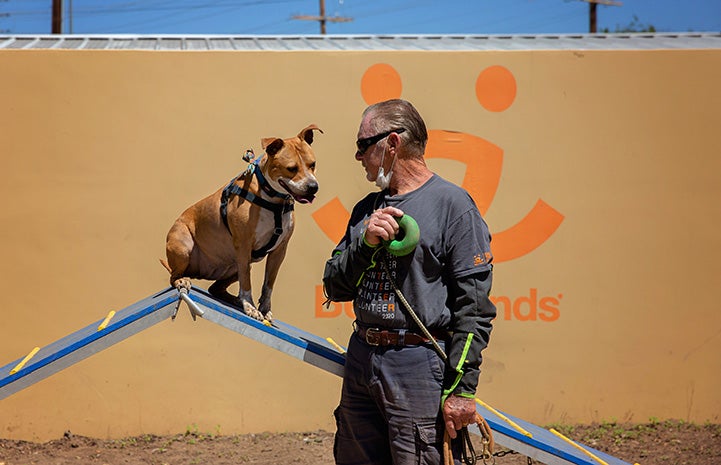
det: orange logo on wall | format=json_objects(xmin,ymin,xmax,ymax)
[{"xmin": 312, "ymin": 63, "xmax": 564, "ymax": 262}]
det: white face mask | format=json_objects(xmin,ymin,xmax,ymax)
[{"xmin": 374, "ymin": 144, "xmax": 396, "ymax": 190}]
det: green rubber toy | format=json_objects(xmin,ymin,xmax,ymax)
[{"xmin": 383, "ymin": 215, "xmax": 420, "ymax": 257}]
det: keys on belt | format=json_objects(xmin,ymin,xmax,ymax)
[{"xmin": 356, "ymin": 326, "xmax": 440, "ymax": 347}]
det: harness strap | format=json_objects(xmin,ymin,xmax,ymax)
[
  {"xmin": 219, "ymin": 166, "xmax": 294, "ymax": 260},
  {"xmin": 255, "ymin": 166, "xmax": 291, "ymax": 199}
]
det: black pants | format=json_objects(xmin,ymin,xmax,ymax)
[{"xmin": 334, "ymin": 333, "xmax": 462, "ymax": 465}]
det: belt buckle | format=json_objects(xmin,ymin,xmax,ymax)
[{"xmin": 365, "ymin": 328, "xmax": 381, "ymax": 346}]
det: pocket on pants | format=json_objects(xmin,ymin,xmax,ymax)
[
  {"xmin": 413, "ymin": 419, "xmax": 443, "ymax": 465},
  {"xmin": 426, "ymin": 346, "xmax": 445, "ymax": 384}
]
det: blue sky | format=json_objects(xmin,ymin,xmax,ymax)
[{"xmin": 1, "ymin": 0, "xmax": 719, "ymax": 35}]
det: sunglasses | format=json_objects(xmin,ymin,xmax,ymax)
[{"xmin": 356, "ymin": 128, "xmax": 406, "ymax": 155}]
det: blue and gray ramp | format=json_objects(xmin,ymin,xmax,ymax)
[{"xmin": 0, "ymin": 286, "xmax": 633, "ymax": 465}]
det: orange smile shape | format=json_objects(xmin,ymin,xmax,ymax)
[{"xmin": 312, "ymin": 63, "xmax": 564, "ymax": 263}]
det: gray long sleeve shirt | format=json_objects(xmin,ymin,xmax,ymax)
[{"xmin": 323, "ymin": 174, "xmax": 496, "ymax": 396}]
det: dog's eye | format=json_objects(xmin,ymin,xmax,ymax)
[
  {"xmin": 287, "ymin": 165, "xmax": 299, "ymax": 174},
  {"xmin": 309, "ymin": 162, "xmax": 316, "ymax": 171}
]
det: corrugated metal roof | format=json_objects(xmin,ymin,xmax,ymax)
[{"xmin": 0, "ymin": 33, "xmax": 719, "ymax": 51}]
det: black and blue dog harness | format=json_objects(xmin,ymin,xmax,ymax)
[{"xmin": 219, "ymin": 160, "xmax": 294, "ymax": 260}]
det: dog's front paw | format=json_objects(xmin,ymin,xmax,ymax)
[
  {"xmin": 258, "ymin": 299, "xmax": 273, "ymax": 322},
  {"xmin": 243, "ymin": 304, "xmax": 265, "ymax": 321},
  {"xmin": 258, "ymin": 288, "xmax": 274, "ymax": 322},
  {"xmin": 237, "ymin": 299, "xmax": 264, "ymax": 321}
]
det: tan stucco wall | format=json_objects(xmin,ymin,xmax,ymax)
[{"xmin": 1, "ymin": 48, "xmax": 719, "ymax": 440}]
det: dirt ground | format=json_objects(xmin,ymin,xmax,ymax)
[{"xmin": 1, "ymin": 420, "xmax": 719, "ymax": 465}]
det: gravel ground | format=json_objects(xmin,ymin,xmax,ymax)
[{"xmin": 1, "ymin": 420, "xmax": 719, "ymax": 465}]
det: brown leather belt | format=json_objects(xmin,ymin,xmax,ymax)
[{"xmin": 355, "ymin": 326, "xmax": 446, "ymax": 347}]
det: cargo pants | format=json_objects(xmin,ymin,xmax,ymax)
[{"xmin": 333, "ymin": 332, "xmax": 462, "ymax": 465}]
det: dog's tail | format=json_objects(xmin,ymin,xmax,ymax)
[{"xmin": 159, "ymin": 258, "xmax": 172, "ymax": 274}]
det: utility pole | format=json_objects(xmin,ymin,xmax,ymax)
[
  {"xmin": 577, "ymin": 0, "xmax": 622, "ymax": 33},
  {"xmin": 52, "ymin": 0, "xmax": 62, "ymax": 34},
  {"xmin": 293, "ymin": 0, "xmax": 352, "ymax": 35}
]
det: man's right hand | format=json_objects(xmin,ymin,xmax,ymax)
[
  {"xmin": 443, "ymin": 395, "xmax": 477, "ymax": 439},
  {"xmin": 363, "ymin": 207, "xmax": 404, "ymax": 247}
]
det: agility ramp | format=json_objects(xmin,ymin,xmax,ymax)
[{"xmin": 0, "ymin": 286, "xmax": 632, "ymax": 465}]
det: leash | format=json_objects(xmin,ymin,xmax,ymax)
[
  {"xmin": 379, "ymin": 252, "xmax": 494, "ymax": 464},
  {"xmin": 443, "ymin": 413, "xmax": 496, "ymax": 465},
  {"xmin": 380, "ymin": 252, "xmax": 446, "ymax": 361}
]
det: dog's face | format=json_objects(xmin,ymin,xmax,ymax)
[{"xmin": 261, "ymin": 124, "xmax": 322, "ymax": 204}]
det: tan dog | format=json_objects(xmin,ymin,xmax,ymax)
[{"xmin": 162, "ymin": 125, "xmax": 322, "ymax": 322}]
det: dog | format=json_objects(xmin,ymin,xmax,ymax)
[{"xmin": 161, "ymin": 124, "xmax": 322, "ymax": 322}]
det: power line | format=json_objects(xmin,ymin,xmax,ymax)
[
  {"xmin": 5, "ymin": 0, "xmax": 305, "ymax": 34},
  {"xmin": 88, "ymin": 3, "xmax": 251, "ymax": 33},
  {"xmin": 74, "ymin": 0, "xmax": 291, "ymax": 15},
  {"xmin": 0, "ymin": 0, "xmax": 13, "ymax": 33},
  {"xmin": 396, "ymin": 1, "xmax": 578, "ymax": 34},
  {"xmin": 96, "ymin": 0, "xmax": 303, "ymax": 33}
]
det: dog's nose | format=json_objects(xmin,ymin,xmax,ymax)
[{"xmin": 305, "ymin": 181, "xmax": 319, "ymax": 195}]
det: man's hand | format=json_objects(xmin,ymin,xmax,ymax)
[
  {"xmin": 442, "ymin": 395, "xmax": 476, "ymax": 439},
  {"xmin": 363, "ymin": 207, "xmax": 404, "ymax": 246}
]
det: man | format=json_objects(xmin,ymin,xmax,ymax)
[{"xmin": 323, "ymin": 99, "xmax": 496, "ymax": 465}]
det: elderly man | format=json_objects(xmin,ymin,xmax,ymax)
[{"xmin": 323, "ymin": 99, "xmax": 496, "ymax": 465}]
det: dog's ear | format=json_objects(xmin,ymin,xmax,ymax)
[
  {"xmin": 298, "ymin": 124, "xmax": 324, "ymax": 146},
  {"xmin": 262, "ymin": 138, "xmax": 285, "ymax": 156}
]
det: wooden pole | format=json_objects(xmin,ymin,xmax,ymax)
[
  {"xmin": 293, "ymin": 0, "xmax": 352, "ymax": 34},
  {"xmin": 52, "ymin": 0, "xmax": 62, "ymax": 34}
]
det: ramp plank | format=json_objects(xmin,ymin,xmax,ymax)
[{"xmin": 0, "ymin": 286, "xmax": 631, "ymax": 465}]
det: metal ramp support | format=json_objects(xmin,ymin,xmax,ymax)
[{"xmin": 1, "ymin": 286, "xmax": 632, "ymax": 465}]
